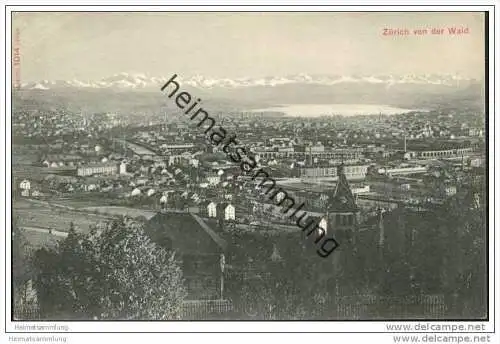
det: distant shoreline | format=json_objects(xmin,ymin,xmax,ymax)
[{"xmin": 249, "ymin": 103, "xmax": 430, "ymax": 117}]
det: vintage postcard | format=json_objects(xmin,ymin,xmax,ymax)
[{"xmin": 3, "ymin": 6, "xmax": 497, "ymax": 342}]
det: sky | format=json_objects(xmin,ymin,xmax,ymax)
[{"xmin": 12, "ymin": 12, "xmax": 485, "ymax": 82}]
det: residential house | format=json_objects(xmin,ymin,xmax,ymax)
[
  {"xmin": 206, "ymin": 173, "xmax": 221, "ymax": 186},
  {"xmin": 119, "ymin": 162, "xmax": 127, "ymax": 175},
  {"xmin": 160, "ymin": 194, "xmax": 168, "ymax": 205},
  {"xmin": 19, "ymin": 179, "xmax": 31, "ymax": 197},
  {"xmin": 208, "ymin": 202, "xmax": 217, "ymax": 218},
  {"xmin": 145, "ymin": 211, "xmax": 227, "ymax": 300},
  {"xmin": 217, "ymin": 203, "xmax": 235, "ymax": 222},
  {"xmin": 131, "ymin": 188, "xmax": 142, "ymax": 197}
]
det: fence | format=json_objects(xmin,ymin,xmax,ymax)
[
  {"xmin": 331, "ymin": 294, "xmax": 447, "ymax": 320},
  {"xmin": 13, "ymin": 302, "xmax": 40, "ymax": 320},
  {"xmin": 12, "ymin": 295, "xmax": 446, "ymax": 320},
  {"xmin": 181, "ymin": 299, "xmax": 233, "ymax": 320}
]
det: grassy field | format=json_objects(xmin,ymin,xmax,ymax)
[
  {"xmin": 13, "ymin": 199, "xmax": 111, "ymax": 233},
  {"xmin": 79, "ymin": 206, "xmax": 156, "ymax": 219},
  {"xmin": 47, "ymin": 197, "xmax": 126, "ymax": 209},
  {"xmin": 22, "ymin": 230, "xmax": 62, "ymax": 250},
  {"xmin": 43, "ymin": 195, "xmax": 158, "ymax": 219},
  {"xmin": 13, "ymin": 198, "xmax": 158, "ymax": 252},
  {"xmin": 12, "ymin": 145, "xmax": 39, "ymax": 165}
]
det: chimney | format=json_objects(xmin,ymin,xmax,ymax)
[
  {"xmin": 307, "ymin": 146, "xmax": 313, "ymax": 166},
  {"xmin": 378, "ymin": 208, "xmax": 385, "ymax": 248}
]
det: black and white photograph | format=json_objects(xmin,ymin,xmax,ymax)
[{"xmin": 3, "ymin": 5, "xmax": 497, "ymax": 342}]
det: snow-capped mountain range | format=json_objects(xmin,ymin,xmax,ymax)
[{"xmin": 23, "ymin": 72, "xmax": 477, "ymax": 91}]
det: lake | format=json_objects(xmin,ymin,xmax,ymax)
[{"xmin": 250, "ymin": 104, "xmax": 427, "ymax": 117}]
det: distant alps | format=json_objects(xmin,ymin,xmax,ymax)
[{"xmin": 21, "ymin": 72, "xmax": 479, "ymax": 91}]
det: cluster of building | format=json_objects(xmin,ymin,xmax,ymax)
[{"xmin": 13, "ymin": 104, "xmax": 487, "ymax": 309}]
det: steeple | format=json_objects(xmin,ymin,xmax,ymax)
[
  {"xmin": 328, "ymin": 163, "xmax": 359, "ymax": 213},
  {"xmin": 326, "ymin": 163, "xmax": 360, "ymax": 239}
]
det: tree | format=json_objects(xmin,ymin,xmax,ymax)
[
  {"xmin": 12, "ymin": 221, "xmax": 31, "ymax": 289},
  {"xmin": 33, "ymin": 217, "xmax": 187, "ymax": 320},
  {"xmin": 12, "ymin": 220, "xmax": 35, "ymax": 314},
  {"xmin": 228, "ymin": 234, "xmax": 336, "ymax": 320},
  {"xmin": 372, "ymin": 183, "xmax": 487, "ymax": 318},
  {"xmin": 437, "ymin": 186, "xmax": 487, "ymax": 318}
]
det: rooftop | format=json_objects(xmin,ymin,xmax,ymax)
[{"xmin": 146, "ymin": 211, "xmax": 227, "ymax": 255}]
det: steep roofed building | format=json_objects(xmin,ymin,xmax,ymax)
[{"xmin": 146, "ymin": 211, "xmax": 227, "ymax": 300}]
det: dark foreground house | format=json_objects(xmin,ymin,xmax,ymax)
[{"xmin": 145, "ymin": 210, "xmax": 227, "ymax": 300}]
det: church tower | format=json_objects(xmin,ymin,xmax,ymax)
[{"xmin": 327, "ymin": 164, "xmax": 360, "ymax": 243}]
